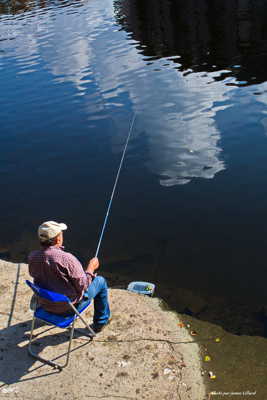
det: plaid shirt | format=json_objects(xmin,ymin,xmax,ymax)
[{"xmin": 28, "ymin": 246, "xmax": 93, "ymax": 314}]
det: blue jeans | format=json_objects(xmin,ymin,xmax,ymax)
[{"xmin": 82, "ymin": 276, "xmax": 110, "ymax": 325}]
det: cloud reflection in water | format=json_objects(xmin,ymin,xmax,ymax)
[{"xmin": 0, "ymin": 0, "xmax": 229, "ymax": 186}]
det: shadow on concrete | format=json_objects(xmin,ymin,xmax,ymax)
[
  {"xmin": 0, "ymin": 320, "xmax": 92, "ymax": 387},
  {"xmin": 7, "ymin": 263, "xmax": 21, "ymax": 328}
]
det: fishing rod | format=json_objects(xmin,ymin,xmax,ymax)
[{"xmin": 95, "ymin": 113, "xmax": 137, "ymax": 258}]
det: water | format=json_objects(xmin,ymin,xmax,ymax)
[{"xmin": 1, "ymin": 0, "xmax": 267, "ymax": 305}]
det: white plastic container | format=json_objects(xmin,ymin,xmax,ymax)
[{"xmin": 127, "ymin": 281, "xmax": 155, "ymax": 296}]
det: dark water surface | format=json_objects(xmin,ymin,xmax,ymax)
[{"xmin": 1, "ymin": 0, "xmax": 267, "ymax": 306}]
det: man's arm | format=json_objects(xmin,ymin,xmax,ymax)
[
  {"xmin": 85, "ymin": 257, "xmax": 99, "ymax": 275},
  {"xmin": 64, "ymin": 253, "xmax": 95, "ymax": 297}
]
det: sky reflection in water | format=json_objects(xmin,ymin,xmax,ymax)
[{"xmin": 1, "ymin": 0, "xmax": 267, "ymax": 302}]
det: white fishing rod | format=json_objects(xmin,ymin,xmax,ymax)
[{"xmin": 95, "ymin": 113, "xmax": 137, "ymax": 258}]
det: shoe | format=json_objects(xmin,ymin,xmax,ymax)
[{"xmin": 90, "ymin": 318, "xmax": 111, "ymax": 334}]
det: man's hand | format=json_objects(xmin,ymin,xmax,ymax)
[{"xmin": 86, "ymin": 257, "xmax": 99, "ymax": 274}]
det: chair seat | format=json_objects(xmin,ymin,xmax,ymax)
[{"xmin": 35, "ymin": 299, "xmax": 91, "ymax": 329}]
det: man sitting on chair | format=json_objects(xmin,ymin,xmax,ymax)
[{"xmin": 28, "ymin": 220, "xmax": 110, "ymax": 333}]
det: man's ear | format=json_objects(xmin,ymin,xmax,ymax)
[{"xmin": 55, "ymin": 233, "xmax": 61, "ymax": 245}]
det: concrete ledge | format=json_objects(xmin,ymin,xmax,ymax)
[{"xmin": 0, "ymin": 260, "xmax": 205, "ymax": 400}]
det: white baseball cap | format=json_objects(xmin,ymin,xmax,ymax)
[{"xmin": 38, "ymin": 221, "xmax": 68, "ymax": 241}]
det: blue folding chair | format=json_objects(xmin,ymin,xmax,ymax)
[{"xmin": 26, "ymin": 280, "xmax": 96, "ymax": 370}]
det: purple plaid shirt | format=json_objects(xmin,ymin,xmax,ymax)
[{"xmin": 28, "ymin": 246, "xmax": 93, "ymax": 313}]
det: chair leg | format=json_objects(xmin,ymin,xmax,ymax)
[
  {"xmin": 68, "ymin": 302, "xmax": 96, "ymax": 337},
  {"xmin": 28, "ymin": 318, "xmax": 76, "ymax": 371},
  {"xmin": 58, "ymin": 320, "xmax": 75, "ymax": 370},
  {"xmin": 28, "ymin": 315, "xmax": 61, "ymax": 370},
  {"xmin": 28, "ymin": 300, "xmax": 94, "ymax": 371},
  {"xmin": 28, "ymin": 315, "xmax": 36, "ymax": 356}
]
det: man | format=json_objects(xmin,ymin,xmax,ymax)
[{"xmin": 28, "ymin": 220, "xmax": 110, "ymax": 333}]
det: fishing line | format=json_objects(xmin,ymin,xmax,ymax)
[{"xmin": 95, "ymin": 113, "xmax": 137, "ymax": 258}]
